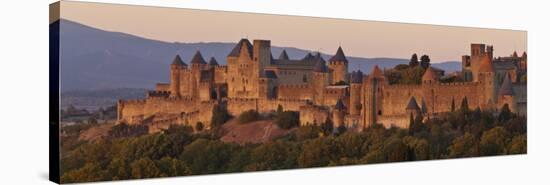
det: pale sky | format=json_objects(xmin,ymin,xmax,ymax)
[{"xmin": 59, "ymin": 1, "xmax": 527, "ymax": 62}]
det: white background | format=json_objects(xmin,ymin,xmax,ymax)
[{"xmin": 0, "ymin": 0, "xmax": 548, "ymax": 184}]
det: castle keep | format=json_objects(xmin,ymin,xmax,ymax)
[{"xmin": 117, "ymin": 39, "xmax": 527, "ymax": 132}]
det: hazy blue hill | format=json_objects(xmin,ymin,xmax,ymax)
[{"xmin": 58, "ymin": 19, "xmax": 460, "ymax": 91}]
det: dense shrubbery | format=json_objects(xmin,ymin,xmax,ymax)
[
  {"xmin": 108, "ymin": 123, "xmax": 148, "ymax": 138},
  {"xmin": 60, "ymin": 106, "xmax": 526, "ymax": 183},
  {"xmin": 211, "ymin": 104, "xmax": 232, "ymax": 128},
  {"xmin": 385, "ymin": 66, "xmax": 426, "ymax": 85},
  {"xmin": 238, "ymin": 110, "xmax": 261, "ymax": 124},
  {"xmin": 275, "ymin": 111, "xmax": 300, "ymax": 129}
]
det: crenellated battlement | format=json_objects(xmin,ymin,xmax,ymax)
[
  {"xmin": 276, "ymin": 98, "xmax": 309, "ymax": 102},
  {"xmin": 227, "ymin": 97, "xmax": 259, "ymax": 102},
  {"xmin": 278, "ymin": 84, "xmax": 311, "ymax": 89},
  {"xmin": 329, "ymin": 60, "xmax": 347, "ymax": 65},
  {"xmin": 146, "ymin": 90, "xmax": 171, "ymax": 98},
  {"xmin": 386, "ymin": 84, "xmax": 422, "ymax": 89},
  {"xmin": 118, "ymin": 39, "xmax": 526, "ymax": 131},
  {"xmin": 119, "ymin": 99, "xmax": 146, "ymax": 105},
  {"xmin": 438, "ymin": 81, "xmax": 480, "ymax": 86},
  {"xmin": 214, "ymin": 65, "xmax": 228, "ymax": 70}
]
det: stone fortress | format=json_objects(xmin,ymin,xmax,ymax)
[{"xmin": 117, "ymin": 39, "xmax": 527, "ymax": 133}]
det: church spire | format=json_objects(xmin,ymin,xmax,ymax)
[{"xmin": 329, "ymin": 46, "xmax": 348, "ymax": 63}]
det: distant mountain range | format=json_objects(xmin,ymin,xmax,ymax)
[{"xmin": 57, "ymin": 19, "xmax": 461, "ymax": 91}]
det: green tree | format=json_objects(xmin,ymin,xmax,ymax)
[
  {"xmin": 238, "ymin": 109, "xmax": 261, "ymax": 124},
  {"xmin": 395, "ymin": 64, "xmax": 410, "ymax": 70},
  {"xmin": 130, "ymin": 157, "xmax": 162, "ymax": 179},
  {"xmin": 383, "ymin": 137, "xmax": 409, "ymax": 162},
  {"xmin": 460, "ymin": 97, "xmax": 469, "ymax": 113},
  {"xmin": 61, "ymin": 163, "xmax": 108, "ymax": 183},
  {"xmin": 420, "ymin": 54, "xmax": 431, "ymax": 69},
  {"xmin": 480, "ymin": 127, "xmax": 510, "ymax": 156},
  {"xmin": 298, "ymin": 138, "xmax": 333, "ymax": 167},
  {"xmin": 179, "ymin": 139, "xmax": 234, "ymax": 174},
  {"xmin": 276, "ymin": 104, "xmax": 283, "ymax": 115},
  {"xmin": 296, "ymin": 125, "xmax": 323, "ymax": 141},
  {"xmin": 409, "ymin": 114, "xmax": 425, "ymax": 135},
  {"xmin": 155, "ymin": 157, "xmax": 191, "ymax": 176},
  {"xmin": 321, "ymin": 116, "xmax": 334, "ymax": 135},
  {"xmin": 211, "ymin": 104, "xmax": 231, "ymax": 128},
  {"xmin": 498, "ymin": 103, "xmax": 512, "ymax": 123},
  {"xmin": 403, "ymin": 136, "xmax": 429, "ymax": 160},
  {"xmin": 275, "ymin": 111, "xmax": 300, "ymax": 129},
  {"xmin": 107, "ymin": 157, "xmax": 130, "ymax": 180},
  {"xmin": 246, "ymin": 141, "xmax": 290, "ymax": 170},
  {"xmin": 507, "ymin": 134, "xmax": 527, "ymax": 154},
  {"xmin": 409, "ymin": 53, "xmax": 419, "ymax": 67},
  {"xmin": 448, "ymin": 132, "xmax": 479, "ymax": 158}
]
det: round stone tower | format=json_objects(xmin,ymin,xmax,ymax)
[
  {"xmin": 170, "ymin": 55, "xmax": 186, "ymax": 97},
  {"xmin": 349, "ymin": 70, "xmax": 363, "ymax": 115},
  {"xmin": 478, "ymin": 54, "xmax": 497, "ymax": 110},
  {"xmin": 497, "ymin": 74, "xmax": 516, "ymax": 112},
  {"xmin": 328, "ymin": 46, "xmax": 349, "ymax": 84},
  {"xmin": 333, "ymin": 99, "xmax": 346, "ymax": 128},
  {"xmin": 311, "ymin": 54, "xmax": 329, "ymax": 105}
]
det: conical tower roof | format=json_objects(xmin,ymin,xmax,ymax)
[
  {"xmin": 350, "ymin": 70, "xmax": 364, "ymax": 84},
  {"xmin": 479, "ymin": 54, "xmax": 494, "ymax": 73},
  {"xmin": 314, "ymin": 52, "xmax": 325, "ymax": 62},
  {"xmin": 171, "ymin": 55, "xmax": 187, "ymax": 66},
  {"xmin": 512, "ymin": 51, "xmax": 518, "ymax": 58},
  {"xmin": 313, "ymin": 57, "xmax": 328, "ymax": 73},
  {"xmin": 498, "ymin": 74, "xmax": 515, "ymax": 96},
  {"xmin": 190, "ymin": 50, "xmax": 207, "ymax": 64},
  {"xmin": 302, "ymin": 53, "xmax": 314, "ymax": 61},
  {"xmin": 209, "ymin": 57, "xmax": 219, "ymax": 66},
  {"xmin": 329, "ymin": 46, "xmax": 348, "ymax": 62},
  {"xmin": 335, "ymin": 99, "xmax": 346, "ymax": 111},
  {"xmin": 279, "ymin": 50, "xmax": 289, "ymax": 60},
  {"xmin": 422, "ymin": 67, "xmax": 439, "ymax": 82},
  {"xmin": 228, "ymin": 38, "xmax": 253, "ymax": 58},
  {"xmin": 406, "ymin": 97, "xmax": 421, "ymax": 111},
  {"xmin": 521, "ymin": 51, "xmax": 527, "ymax": 59}
]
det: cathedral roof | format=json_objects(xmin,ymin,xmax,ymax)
[
  {"xmin": 479, "ymin": 54, "xmax": 495, "ymax": 73},
  {"xmin": 335, "ymin": 99, "xmax": 346, "ymax": 111},
  {"xmin": 279, "ymin": 50, "xmax": 290, "ymax": 60},
  {"xmin": 302, "ymin": 53, "xmax": 315, "ymax": 61},
  {"xmin": 314, "ymin": 52, "xmax": 325, "ymax": 62},
  {"xmin": 313, "ymin": 54, "xmax": 328, "ymax": 73},
  {"xmin": 209, "ymin": 57, "xmax": 219, "ymax": 66},
  {"xmin": 422, "ymin": 67, "xmax": 439, "ymax": 82},
  {"xmin": 171, "ymin": 55, "xmax": 187, "ymax": 66},
  {"xmin": 329, "ymin": 46, "xmax": 348, "ymax": 62},
  {"xmin": 190, "ymin": 50, "xmax": 207, "ymax": 64},
  {"xmin": 498, "ymin": 74, "xmax": 515, "ymax": 96},
  {"xmin": 228, "ymin": 38, "xmax": 253, "ymax": 58},
  {"xmin": 350, "ymin": 70, "xmax": 364, "ymax": 84},
  {"xmin": 406, "ymin": 97, "xmax": 421, "ymax": 111}
]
